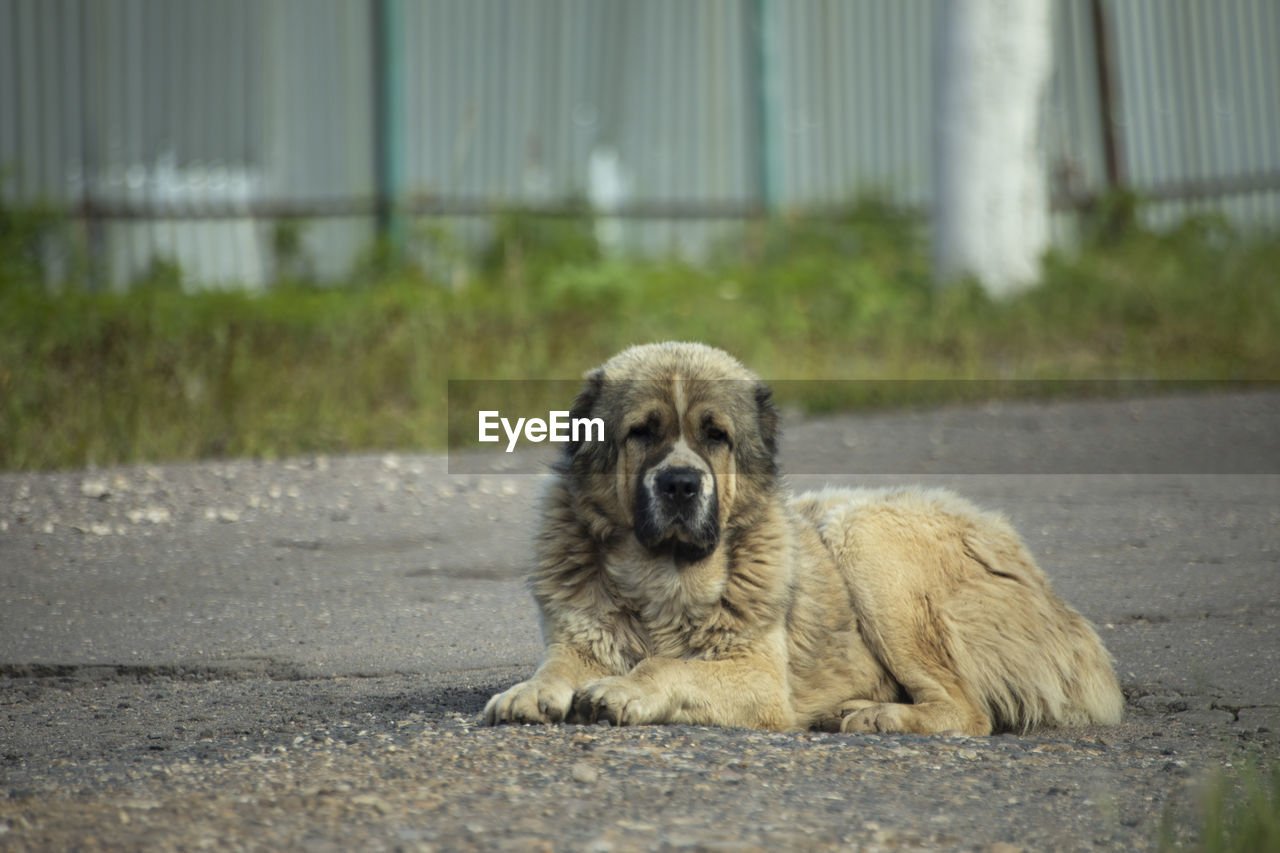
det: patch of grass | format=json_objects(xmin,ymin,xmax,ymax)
[
  {"xmin": 2, "ymin": 199, "xmax": 1278, "ymax": 471},
  {"xmin": 1161, "ymin": 760, "xmax": 1280, "ymax": 852}
]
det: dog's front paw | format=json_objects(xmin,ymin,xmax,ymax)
[
  {"xmin": 483, "ymin": 677, "xmax": 574, "ymax": 725},
  {"xmin": 572, "ymin": 676, "xmax": 665, "ymax": 726},
  {"xmin": 839, "ymin": 701, "xmax": 909, "ymax": 734}
]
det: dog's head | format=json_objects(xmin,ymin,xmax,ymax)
[{"xmin": 559, "ymin": 342, "xmax": 780, "ymax": 563}]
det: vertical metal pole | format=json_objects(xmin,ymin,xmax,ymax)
[
  {"xmin": 372, "ymin": 0, "xmax": 406, "ymax": 254},
  {"xmin": 748, "ymin": 0, "xmax": 779, "ymax": 213},
  {"xmin": 1090, "ymin": 0, "xmax": 1124, "ymax": 189},
  {"xmin": 78, "ymin": 0, "xmax": 105, "ymax": 290}
]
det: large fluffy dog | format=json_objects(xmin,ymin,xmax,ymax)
[{"xmin": 484, "ymin": 343, "xmax": 1123, "ymax": 734}]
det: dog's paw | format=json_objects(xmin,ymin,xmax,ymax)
[
  {"xmin": 836, "ymin": 699, "xmax": 879, "ymax": 719},
  {"xmin": 839, "ymin": 701, "xmax": 911, "ymax": 734},
  {"xmin": 483, "ymin": 677, "xmax": 574, "ymax": 725},
  {"xmin": 839, "ymin": 700, "xmax": 991, "ymax": 735},
  {"xmin": 572, "ymin": 676, "xmax": 664, "ymax": 726}
]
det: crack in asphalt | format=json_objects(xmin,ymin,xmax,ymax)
[{"xmin": 0, "ymin": 661, "xmax": 315, "ymax": 683}]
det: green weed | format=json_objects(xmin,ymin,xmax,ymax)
[
  {"xmin": 1161, "ymin": 760, "xmax": 1280, "ymax": 852},
  {"xmin": 1, "ymin": 199, "xmax": 1277, "ymax": 471}
]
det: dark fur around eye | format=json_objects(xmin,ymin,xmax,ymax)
[{"xmin": 704, "ymin": 424, "xmax": 730, "ymax": 446}]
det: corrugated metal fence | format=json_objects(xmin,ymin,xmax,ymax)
[{"xmin": 2, "ymin": 0, "xmax": 1278, "ymax": 288}]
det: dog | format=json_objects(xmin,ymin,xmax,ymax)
[{"xmin": 483, "ymin": 342, "xmax": 1124, "ymax": 734}]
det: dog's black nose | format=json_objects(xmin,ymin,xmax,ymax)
[{"xmin": 656, "ymin": 468, "xmax": 702, "ymax": 504}]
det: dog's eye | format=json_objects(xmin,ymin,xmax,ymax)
[
  {"xmin": 704, "ymin": 425, "xmax": 730, "ymax": 446},
  {"xmin": 628, "ymin": 422, "xmax": 655, "ymax": 441}
]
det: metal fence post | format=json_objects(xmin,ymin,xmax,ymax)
[
  {"xmin": 372, "ymin": 0, "xmax": 406, "ymax": 256},
  {"xmin": 1090, "ymin": 0, "xmax": 1125, "ymax": 191},
  {"xmin": 747, "ymin": 0, "xmax": 780, "ymax": 213}
]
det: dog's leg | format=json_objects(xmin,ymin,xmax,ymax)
[
  {"xmin": 836, "ymin": 587, "xmax": 994, "ymax": 735},
  {"xmin": 837, "ymin": 674, "xmax": 992, "ymax": 735},
  {"xmin": 573, "ymin": 651, "xmax": 795, "ymax": 731},
  {"xmin": 836, "ymin": 592, "xmax": 994, "ymax": 736},
  {"xmin": 484, "ymin": 642, "xmax": 609, "ymax": 725},
  {"xmin": 822, "ymin": 502, "xmax": 997, "ymax": 736},
  {"xmin": 837, "ymin": 594, "xmax": 994, "ymax": 735}
]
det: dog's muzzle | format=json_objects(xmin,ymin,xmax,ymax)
[{"xmin": 635, "ymin": 465, "xmax": 720, "ymax": 561}]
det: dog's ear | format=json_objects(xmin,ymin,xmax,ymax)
[
  {"xmin": 562, "ymin": 368, "xmax": 605, "ymax": 461},
  {"xmin": 754, "ymin": 382, "xmax": 780, "ymax": 458}
]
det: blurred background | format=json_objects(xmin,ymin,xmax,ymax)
[{"xmin": 2, "ymin": 0, "xmax": 1278, "ymax": 470}]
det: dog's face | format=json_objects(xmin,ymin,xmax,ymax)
[{"xmin": 560, "ymin": 343, "xmax": 779, "ymax": 562}]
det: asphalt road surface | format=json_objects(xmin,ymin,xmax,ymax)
[{"xmin": 1, "ymin": 390, "xmax": 1277, "ymax": 851}]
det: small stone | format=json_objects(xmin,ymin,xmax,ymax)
[
  {"xmin": 571, "ymin": 762, "xmax": 599, "ymax": 785},
  {"xmin": 81, "ymin": 478, "xmax": 110, "ymax": 499},
  {"xmin": 127, "ymin": 506, "xmax": 172, "ymax": 524},
  {"xmin": 350, "ymin": 794, "xmax": 392, "ymax": 815}
]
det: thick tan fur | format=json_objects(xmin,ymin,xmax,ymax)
[{"xmin": 483, "ymin": 343, "xmax": 1124, "ymax": 734}]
